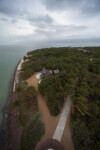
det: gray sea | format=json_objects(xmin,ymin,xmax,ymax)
[{"xmin": 0, "ymin": 45, "xmax": 35, "ymax": 125}]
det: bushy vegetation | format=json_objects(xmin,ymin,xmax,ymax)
[
  {"xmin": 20, "ymin": 115, "xmax": 45, "ymax": 150},
  {"xmin": 20, "ymin": 47, "xmax": 78, "ymax": 80},
  {"xmin": 15, "ymin": 81, "xmax": 37, "ymax": 127},
  {"xmin": 13, "ymin": 63, "xmax": 45, "ymax": 150},
  {"xmin": 71, "ymin": 72, "xmax": 100, "ymax": 150},
  {"xmin": 19, "ymin": 47, "xmax": 100, "ymax": 149},
  {"xmin": 39, "ymin": 71, "xmax": 77, "ymax": 116},
  {"xmin": 37, "ymin": 47, "xmax": 90, "ymax": 116},
  {"xmin": 17, "ymin": 84, "xmax": 37, "ymax": 108}
]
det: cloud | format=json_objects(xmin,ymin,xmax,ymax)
[
  {"xmin": 0, "ymin": 0, "xmax": 19, "ymax": 16},
  {"xmin": 11, "ymin": 18, "xmax": 17, "ymax": 23},
  {"xmin": 0, "ymin": 17, "xmax": 9, "ymax": 21},
  {"xmin": 28, "ymin": 14, "xmax": 53, "ymax": 27},
  {"xmin": 43, "ymin": 0, "xmax": 79, "ymax": 10},
  {"xmin": 34, "ymin": 24, "xmax": 87, "ymax": 38},
  {"xmin": 0, "ymin": 0, "xmax": 100, "ymax": 45},
  {"xmin": 43, "ymin": 0, "xmax": 100, "ymax": 14}
]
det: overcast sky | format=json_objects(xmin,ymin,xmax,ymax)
[{"xmin": 0, "ymin": 0, "xmax": 100, "ymax": 45}]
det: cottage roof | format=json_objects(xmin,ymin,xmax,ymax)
[{"xmin": 41, "ymin": 67, "xmax": 49, "ymax": 74}]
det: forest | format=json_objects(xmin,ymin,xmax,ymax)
[{"xmin": 16, "ymin": 47, "xmax": 100, "ymax": 150}]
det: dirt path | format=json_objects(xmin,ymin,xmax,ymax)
[
  {"xmin": 26, "ymin": 72, "xmax": 74, "ymax": 150},
  {"xmin": 26, "ymin": 72, "xmax": 61, "ymax": 143}
]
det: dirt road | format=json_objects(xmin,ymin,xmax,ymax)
[{"xmin": 26, "ymin": 72, "xmax": 74, "ymax": 150}]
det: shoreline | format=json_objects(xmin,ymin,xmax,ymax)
[
  {"xmin": 6, "ymin": 57, "xmax": 25, "ymax": 150},
  {"xmin": 0, "ymin": 62, "xmax": 19, "ymax": 150},
  {"xmin": 0, "ymin": 57, "xmax": 24, "ymax": 150},
  {"xmin": 13, "ymin": 57, "xmax": 24, "ymax": 92}
]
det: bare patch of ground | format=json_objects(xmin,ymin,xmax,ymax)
[{"xmin": 27, "ymin": 73, "xmax": 61, "ymax": 144}]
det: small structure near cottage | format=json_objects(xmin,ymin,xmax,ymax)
[
  {"xmin": 36, "ymin": 73, "xmax": 42, "ymax": 79},
  {"xmin": 54, "ymin": 68, "xmax": 59, "ymax": 74}
]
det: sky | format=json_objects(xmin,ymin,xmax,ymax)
[{"xmin": 0, "ymin": 0, "xmax": 100, "ymax": 45}]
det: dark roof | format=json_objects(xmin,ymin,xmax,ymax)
[
  {"xmin": 36, "ymin": 138, "xmax": 66, "ymax": 150},
  {"xmin": 41, "ymin": 67, "xmax": 53, "ymax": 78},
  {"xmin": 42, "ymin": 68, "xmax": 49, "ymax": 74}
]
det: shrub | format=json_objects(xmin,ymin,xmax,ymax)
[{"xmin": 20, "ymin": 118, "xmax": 45, "ymax": 150}]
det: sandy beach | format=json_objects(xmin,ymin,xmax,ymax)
[{"xmin": 13, "ymin": 57, "xmax": 24, "ymax": 92}]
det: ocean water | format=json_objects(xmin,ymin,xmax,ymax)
[{"xmin": 0, "ymin": 45, "xmax": 34, "ymax": 125}]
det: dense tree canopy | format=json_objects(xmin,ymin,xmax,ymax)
[{"xmin": 19, "ymin": 47, "xmax": 100, "ymax": 150}]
